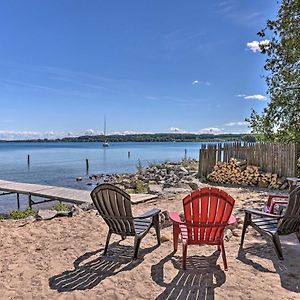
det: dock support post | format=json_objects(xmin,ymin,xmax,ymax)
[
  {"xmin": 128, "ymin": 151, "xmax": 131, "ymax": 159},
  {"xmin": 28, "ymin": 194, "xmax": 32, "ymax": 209},
  {"xmin": 86, "ymin": 159, "xmax": 89, "ymax": 174},
  {"xmin": 27, "ymin": 154, "xmax": 30, "ymax": 166},
  {"xmin": 17, "ymin": 193, "xmax": 20, "ymax": 211}
]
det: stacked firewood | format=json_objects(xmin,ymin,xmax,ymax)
[{"xmin": 207, "ymin": 158, "xmax": 287, "ymax": 189}]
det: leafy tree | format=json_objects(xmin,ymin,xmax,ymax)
[
  {"xmin": 241, "ymin": 134, "xmax": 257, "ymax": 143},
  {"xmin": 248, "ymin": 0, "xmax": 300, "ymax": 143}
]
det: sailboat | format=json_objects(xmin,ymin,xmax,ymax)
[{"xmin": 102, "ymin": 117, "xmax": 109, "ymax": 147}]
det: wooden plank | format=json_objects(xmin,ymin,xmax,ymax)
[{"xmin": 0, "ymin": 179, "xmax": 158, "ymax": 206}]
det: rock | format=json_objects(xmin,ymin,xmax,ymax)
[
  {"xmin": 232, "ymin": 229, "xmax": 240, "ymax": 237},
  {"xmin": 76, "ymin": 177, "xmax": 82, "ymax": 181},
  {"xmin": 159, "ymin": 211, "xmax": 172, "ymax": 228},
  {"xmin": 71, "ymin": 204, "xmax": 83, "ymax": 216},
  {"xmin": 160, "ymin": 232, "xmax": 173, "ymax": 242},
  {"xmin": 164, "ymin": 187, "xmax": 191, "ymax": 194},
  {"xmin": 24, "ymin": 215, "xmax": 36, "ymax": 222},
  {"xmin": 36, "ymin": 209, "xmax": 58, "ymax": 220},
  {"xmin": 237, "ymin": 223, "xmax": 244, "ymax": 230},
  {"xmin": 224, "ymin": 228, "xmax": 233, "ymax": 242},
  {"xmin": 148, "ymin": 184, "xmax": 163, "ymax": 195},
  {"xmin": 78, "ymin": 202, "xmax": 95, "ymax": 211},
  {"xmin": 179, "ymin": 166, "xmax": 189, "ymax": 173},
  {"xmin": 175, "ymin": 183, "xmax": 192, "ymax": 191},
  {"xmin": 188, "ymin": 182, "xmax": 199, "ymax": 191}
]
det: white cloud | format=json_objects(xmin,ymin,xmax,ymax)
[
  {"xmin": 237, "ymin": 94, "xmax": 267, "ymax": 101},
  {"xmin": 84, "ymin": 129, "xmax": 95, "ymax": 135},
  {"xmin": 192, "ymin": 80, "xmax": 210, "ymax": 86},
  {"xmin": 169, "ymin": 127, "xmax": 183, "ymax": 132},
  {"xmin": 198, "ymin": 127, "xmax": 223, "ymax": 134},
  {"xmin": 246, "ymin": 40, "xmax": 270, "ymax": 53},
  {"xmin": 0, "ymin": 130, "xmax": 66, "ymax": 140},
  {"xmin": 225, "ymin": 121, "xmax": 248, "ymax": 127},
  {"xmin": 244, "ymin": 94, "xmax": 266, "ymax": 101}
]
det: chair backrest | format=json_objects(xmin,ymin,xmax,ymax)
[
  {"xmin": 277, "ymin": 186, "xmax": 300, "ymax": 235},
  {"xmin": 90, "ymin": 183, "xmax": 136, "ymax": 236},
  {"xmin": 183, "ymin": 187, "xmax": 235, "ymax": 243}
]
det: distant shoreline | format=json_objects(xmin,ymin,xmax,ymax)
[{"xmin": 0, "ymin": 133, "xmax": 255, "ymax": 143}]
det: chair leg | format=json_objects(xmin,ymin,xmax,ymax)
[
  {"xmin": 240, "ymin": 212, "xmax": 250, "ymax": 248},
  {"xmin": 182, "ymin": 243, "xmax": 187, "ymax": 270},
  {"xmin": 133, "ymin": 236, "xmax": 142, "ymax": 260},
  {"xmin": 104, "ymin": 231, "xmax": 112, "ymax": 255},
  {"xmin": 272, "ymin": 234, "xmax": 284, "ymax": 260},
  {"xmin": 173, "ymin": 224, "xmax": 180, "ymax": 252},
  {"xmin": 153, "ymin": 214, "xmax": 161, "ymax": 245},
  {"xmin": 220, "ymin": 242, "xmax": 228, "ymax": 271}
]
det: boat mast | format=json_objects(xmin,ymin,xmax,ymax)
[{"xmin": 104, "ymin": 116, "xmax": 107, "ymax": 140}]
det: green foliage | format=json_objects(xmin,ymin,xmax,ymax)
[
  {"xmin": 135, "ymin": 180, "xmax": 147, "ymax": 193},
  {"xmin": 241, "ymin": 134, "xmax": 257, "ymax": 143},
  {"xmin": 52, "ymin": 201, "xmax": 69, "ymax": 211},
  {"xmin": 9, "ymin": 208, "xmax": 34, "ymax": 220},
  {"xmin": 126, "ymin": 189, "xmax": 135, "ymax": 194},
  {"xmin": 15, "ymin": 133, "xmax": 250, "ymax": 143},
  {"xmin": 248, "ymin": 0, "xmax": 300, "ymax": 143},
  {"xmin": 127, "ymin": 179, "xmax": 148, "ymax": 194}
]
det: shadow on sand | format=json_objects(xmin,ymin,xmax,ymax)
[
  {"xmin": 238, "ymin": 239, "xmax": 300, "ymax": 293},
  {"xmin": 49, "ymin": 242, "xmax": 158, "ymax": 292},
  {"xmin": 151, "ymin": 251, "xmax": 226, "ymax": 300}
]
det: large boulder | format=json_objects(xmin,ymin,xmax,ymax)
[{"xmin": 148, "ymin": 184, "xmax": 163, "ymax": 195}]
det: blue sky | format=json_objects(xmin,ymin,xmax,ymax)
[{"xmin": 0, "ymin": 0, "xmax": 278, "ymax": 140}]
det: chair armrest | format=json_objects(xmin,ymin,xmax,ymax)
[
  {"xmin": 135, "ymin": 208, "xmax": 161, "ymax": 219},
  {"xmin": 245, "ymin": 208, "xmax": 282, "ymax": 219},
  {"xmin": 269, "ymin": 200, "xmax": 288, "ymax": 214},
  {"xmin": 268, "ymin": 194, "xmax": 288, "ymax": 200},
  {"xmin": 169, "ymin": 212, "xmax": 185, "ymax": 225}
]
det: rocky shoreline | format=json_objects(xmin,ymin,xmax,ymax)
[{"xmin": 86, "ymin": 159, "xmax": 201, "ymax": 196}]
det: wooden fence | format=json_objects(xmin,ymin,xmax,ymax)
[{"xmin": 198, "ymin": 142, "xmax": 299, "ymax": 178}]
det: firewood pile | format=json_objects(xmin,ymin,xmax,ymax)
[{"xmin": 207, "ymin": 158, "xmax": 288, "ymax": 189}]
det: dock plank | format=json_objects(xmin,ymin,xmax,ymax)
[{"xmin": 0, "ymin": 180, "xmax": 157, "ymax": 206}]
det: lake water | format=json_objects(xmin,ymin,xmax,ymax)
[{"xmin": 0, "ymin": 142, "xmax": 204, "ymax": 211}]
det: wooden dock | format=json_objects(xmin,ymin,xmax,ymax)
[{"xmin": 0, "ymin": 179, "xmax": 158, "ymax": 210}]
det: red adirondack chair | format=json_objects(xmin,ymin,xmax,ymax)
[
  {"xmin": 263, "ymin": 194, "xmax": 288, "ymax": 214},
  {"xmin": 170, "ymin": 187, "xmax": 235, "ymax": 270}
]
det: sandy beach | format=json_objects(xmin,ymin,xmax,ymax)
[{"xmin": 0, "ymin": 185, "xmax": 299, "ymax": 300}]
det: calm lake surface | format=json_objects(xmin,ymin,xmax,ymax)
[{"xmin": 0, "ymin": 142, "xmax": 205, "ymax": 211}]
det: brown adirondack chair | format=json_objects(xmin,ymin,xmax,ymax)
[
  {"xmin": 90, "ymin": 183, "xmax": 161, "ymax": 259},
  {"xmin": 240, "ymin": 186, "xmax": 300, "ymax": 260}
]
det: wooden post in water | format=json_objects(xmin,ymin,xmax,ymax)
[
  {"xmin": 27, "ymin": 154, "xmax": 30, "ymax": 166},
  {"xmin": 17, "ymin": 193, "xmax": 20, "ymax": 211},
  {"xmin": 28, "ymin": 194, "xmax": 32, "ymax": 209},
  {"xmin": 184, "ymin": 149, "xmax": 187, "ymax": 160},
  {"xmin": 86, "ymin": 159, "xmax": 89, "ymax": 174},
  {"xmin": 128, "ymin": 151, "xmax": 131, "ymax": 159}
]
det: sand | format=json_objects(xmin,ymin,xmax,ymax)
[{"xmin": 0, "ymin": 185, "xmax": 299, "ymax": 300}]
